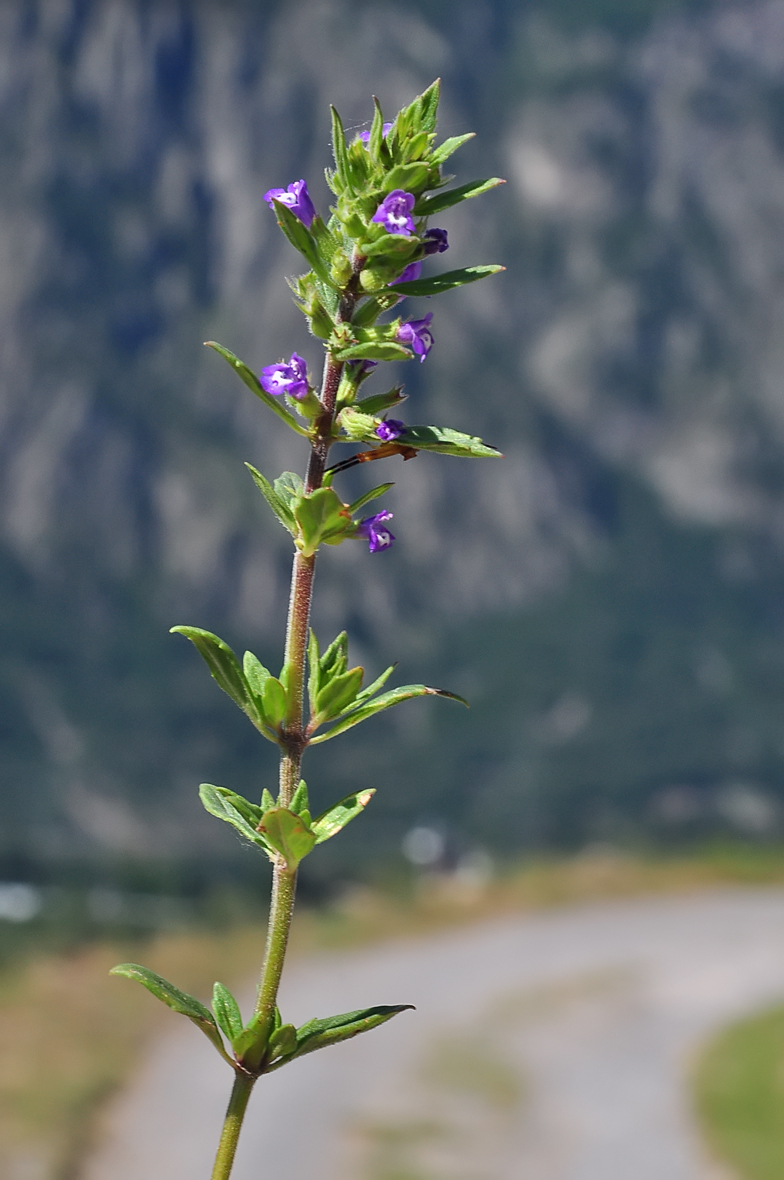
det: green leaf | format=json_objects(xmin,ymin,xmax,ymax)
[
  {"xmin": 351, "ymin": 663, "xmax": 397, "ymax": 706},
  {"xmin": 368, "ymin": 97, "xmax": 386, "ymax": 163},
  {"xmin": 311, "ymin": 789, "xmax": 376, "ymax": 844},
  {"xmin": 430, "ymin": 133, "xmax": 475, "ymax": 166},
  {"xmin": 270, "ymin": 202, "xmax": 336, "ymax": 289},
  {"xmin": 245, "ymin": 464, "xmax": 296, "ymax": 533},
  {"xmin": 321, "ymin": 631, "xmax": 348, "ymax": 679},
  {"xmin": 418, "ymin": 79, "xmax": 441, "ymax": 134},
  {"xmin": 391, "ymin": 265, "xmax": 504, "ymax": 298},
  {"xmin": 266, "ymin": 1005, "xmax": 414, "ymax": 1071},
  {"xmin": 212, "ymin": 982, "xmax": 244, "ymax": 1045},
  {"xmin": 310, "ymin": 684, "xmax": 468, "ymax": 744},
  {"xmin": 415, "ymin": 177, "xmax": 505, "ymax": 217},
  {"xmin": 261, "ymin": 788, "xmax": 276, "ymax": 812},
  {"xmin": 307, "ymin": 631, "xmax": 321, "ymax": 715},
  {"xmin": 333, "ymin": 341, "xmax": 412, "ymax": 363},
  {"xmin": 347, "ymin": 483, "xmax": 395, "ymax": 515},
  {"xmin": 315, "ymin": 666, "xmax": 364, "ymax": 721},
  {"xmin": 204, "ymin": 342, "xmax": 309, "ymax": 437},
  {"xmin": 274, "ymin": 471, "xmax": 305, "ymax": 510},
  {"xmin": 355, "ymin": 387, "xmax": 407, "ymax": 416},
  {"xmin": 330, "ymin": 105, "xmax": 352, "ymax": 191},
  {"xmin": 262, "ymin": 676, "xmax": 287, "ymax": 729},
  {"xmin": 199, "ymin": 784, "xmax": 269, "ymax": 852},
  {"xmin": 267, "ymin": 1022, "xmax": 298, "ymax": 1063},
  {"xmin": 383, "ymin": 163, "xmax": 431, "ymax": 193},
  {"xmin": 396, "ymin": 425, "xmax": 501, "ymax": 459},
  {"xmin": 110, "ymin": 963, "xmax": 233, "ymax": 1064},
  {"xmin": 243, "ymin": 650, "xmax": 271, "ymax": 700},
  {"xmin": 258, "ymin": 807, "xmax": 316, "ymax": 868},
  {"xmin": 293, "ymin": 488, "xmax": 352, "ymax": 556},
  {"xmin": 171, "ymin": 627, "xmax": 250, "ymax": 714},
  {"xmin": 290, "ymin": 779, "xmax": 309, "ymax": 815}
]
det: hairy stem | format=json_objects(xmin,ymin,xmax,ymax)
[
  {"xmin": 210, "ymin": 1072, "xmax": 255, "ymax": 1180},
  {"xmin": 209, "ymin": 263, "xmax": 364, "ymax": 1179}
]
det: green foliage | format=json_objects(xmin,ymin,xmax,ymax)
[
  {"xmin": 109, "ymin": 963, "xmax": 233, "ymax": 1064},
  {"xmin": 414, "ymin": 178, "xmax": 505, "ymax": 216},
  {"xmin": 244, "ymin": 464, "xmax": 296, "ymax": 534},
  {"xmin": 309, "ymin": 682, "xmax": 468, "ymax": 744},
  {"xmin": 212, "ymin": 982, "xmax": 244, "ymax": 1046},
  {"xmin": 204, "ymin": 342, "xmax": 309, "ymax": 437},
  {"xmin": 293, "ymin": 487, "xmax": 353, "ymax": 555},
  {"xmin": 171, "ymin": 627, "xmax": 283, "ymax": 740},
  {"xmin": 694, "ymin": 1004, "xmax": 784, "ymax": 1179},
  {"xmin": 265, "ymin": 1004, "xmax": 414, "ymax": 1072},
  {"xmin": 394, "ymin": 425, "xmax": 502, "ymax": 458},
  {"xmin": 257, "ymin": 807, "xmax": 317, "ymax": 869},
  {"xmin": 391, "ymin": 264, "xmax": 505, "ymax": 298},
  {"xmin": 311, "ymin": 789, "xmax": 376, "ymax": 843}
]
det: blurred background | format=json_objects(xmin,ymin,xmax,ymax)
[{"xmin": 4, "ymin": 0, "xmax": 784, "ymax": 1176}]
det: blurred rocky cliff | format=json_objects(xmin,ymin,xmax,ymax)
[{"xmin": 4, "ymin": 0, "xmax": 784, "ymax": 873}]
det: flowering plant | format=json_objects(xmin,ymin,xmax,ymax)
[{"xmin": 110, "ymin": 81, "xmax": 504, "ymax": 1180}]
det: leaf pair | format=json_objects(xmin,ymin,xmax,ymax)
[
  {"xmin": 171, "ymin": 627, "xmax": 289, "ymax": 740},
  {"xmin": 199, "ymin": 781, "xmax": 375, "ymax": 868},
  {"xmin": 306, "ymin": 630, "xmax": 468, "ymax": 742}
]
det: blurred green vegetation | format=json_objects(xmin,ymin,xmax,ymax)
[{"xmin": 694, "ymin": 1003, "xmax": 784, "ymax": 1179}]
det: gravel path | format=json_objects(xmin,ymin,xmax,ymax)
[{"xmin": 81, "ymin": 888, "xmax": 784, "ymax": 1180}]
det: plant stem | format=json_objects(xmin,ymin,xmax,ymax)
[
  {"xmin": 209, "ymin": 262, "xmax": 364, "ymax": 1178},
  {"xmin": 210, "ymin": 1072, "xmax": 255, "ymax": 1180}
]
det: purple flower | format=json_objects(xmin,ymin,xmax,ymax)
[
  {"xmin": 390, "ymin": 261, "xmax": 422, "ymax": 286},
  {"xmin": 359, "ymin": 121, "xmax": 393, "ymax": 144},
  {"xmin": 371, "ymin": 190, "xmax": 416, "ymax": 237},
  {"xmin": 423, "ymin": 228, "xmax": 449, "ymax": 254},
  {"xmin": 397, "ymin": 313, "xmax": 434, "ymax": 363},
  {"xmin": 263, "ymin": 180, "xmax": 316, "ymax": 228},
  {"xmin": 375, "ymin": 419, "xmax": 406, "ymax": 442},
  {"xmin": 260, "ymin": 352, "xmax": 309, "ymax": 400},
  {"xmin": 357, "ymin": 511, "xmax": 395, "ymax": 553}
]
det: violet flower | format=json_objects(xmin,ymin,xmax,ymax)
[
  {"xmin": 260, "ymin": 352, "xmax": 309, "ymax": 400},
  {"xmin": 263, "ymin": 180, "xmax": 317, "ymax": 228},
  {"xmin": 371, "ymin": 190, "xmax": 416, "ymax": 237},
  {"xmin": 390, "ymin": 261, "xmax": 422, "ymax": 286},
  {"xmin": 357, "ymin": 511, "xmax": 395, "ymax": 553},
  {"xmin": 359, "ymin": 121, "xmax": 393, "ymax": 144},
  {"xmin": 423, "ymin": 228, "xmax": 449, "ymax": 254},
  {"xmin": 397, "ymin": 313, "xmax": 434, "ymax": 363},
  {"xmin": 375, "ymin": 419, "xmax": 406, "ymax": 442}
]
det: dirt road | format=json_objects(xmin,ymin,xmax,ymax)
[{"xmin": 81, "ymin": 888, "xmax": 784, "ymax": 1179}]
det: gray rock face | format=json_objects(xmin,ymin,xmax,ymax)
[{"xmin": 4, "ymin": 0, "xmax": 784, "ymax": 858}]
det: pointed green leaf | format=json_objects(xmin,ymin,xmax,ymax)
[
  {"xmin": 320, "ymin": 631, "xmax": 348, "ymax": 679},
  {"xmin": 351, "ymin": 664, "xmax": 397, "ymax": 706},
  {"xmin": 243, "ymin": 650, "xmax": 272, "ymax": 700},
  {"xmin": 270, "ymin": 202, "xmax": 336, "ymax": 288},
  {"xmin": 415, "ymin": 177, "xmax": 505, "ymax": 217},
  {"xmin": 262, "ymin": 677, "xmax": 287, "ymax": 729},
  {"xmin": 330, "ymin": 105, "xmax": 351, "ymax": 190},
  {"xmin": 311, "ymin": 789, "xmax": 376, "ymax": 844},
  {"xmin": 290, "ymin": 779, "xmax": 309, "ymax": 815},
  {"xmin": 307, "ymin": 630, "xmax": 321, "ymax": 715},
  {"xmin": 204, "ymin": 342, "xmax": 309, "ymax": 437},
  {"xmin": 213, "ymin": 982, "xmax": 244, "ymax": 1045},
  {"xmin": 382, "ymin": 163, "xmax": 431, "ymax": 194},
  {"xmin": 315, "ymin": 666, "xmax": 364, "ymax": 721},
  {"xmin": 261, "ymin": 788, "xmax": 276, "ymax": 813},
  {"xmin": 355, "ymin": 387, "xmax": 407, "ymax": 416},
  {"xmin": 310, "ymin": 684, "xmax": 468, "ymax": 744},
  {"xmin": 395, "ymin": 425, "xmax": 501, "ymax": 458},
  {"xmin": 267, "ymin": 1022, "xmax": 298, "ymax": 1063},
  {"xmin": 347, "ymin": 483, "xmax": 395, "ymax": 515},
  {"xmin": 258, "ymin": 807, "xmax": 316, "ymax": 868},
  {"xmin": 294, "ymin": 488, "xmax": 352, "ymax": 556},
  {"xmin": 245, "ymin": 464, "xmax": 296, "ymax": 533},
  {"xmin": 368, "ymin": 96, "xmax": 386, "ymax": 163},
  {"xmin": 274, "ymin": 471, "xmax": 305, "ymax": 510},
  {"xmin": 333, "ymin": 341, "xmax": 412, "ymax": 363},
  {"xmin": 391, "ymin": 265, "xmax": 504, "ymax": 298},
  {"xmin": 430, "ymin": 132, "xmax": 475, "ymax": 166},
  {"xmin": 418, "ymin": 79, "xmax": 440, "ymax": 133},
  {"xmin": 171, "ymin": 627, "xmax": 250, "ymax": 713},
  {"xmin": 199, "ymin": 784, "xmax": 270, "ymax": 852},
  {"xmin": 110, "ymin": 963, "xmax": 233, "ymax": 1064},
  {"xmin": 266, "ymin": 1005, "xmax": 414, "ymax": 1071}
]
